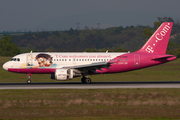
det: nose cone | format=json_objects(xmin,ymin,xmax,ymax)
[{"xmin": 3, "ymin": 63, "xmax": 8, "ymax": 71}]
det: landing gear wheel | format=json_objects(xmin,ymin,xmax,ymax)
[
  {"xmin": 85, "ymin": 78, "xmax": 91, "ymax": 84},
  {"xmin": 27, "ymin": 79, "xmax": 31, "ymax": 84},
  {"xmin": 27, "ymin": 73, "xmax": 32, "ymax": 84},
  {"xmin": 81, "ymin": 77, "xmax": 91, "ymax": 84}
]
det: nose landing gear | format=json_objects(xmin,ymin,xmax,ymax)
[{"xmin": 27, "ymin": 73, "xmax": 31, "ymax": 84}]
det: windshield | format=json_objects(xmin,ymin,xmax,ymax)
[{"xmin": 10, "ymin": 58, "xmax": 20, "ymax": 62}]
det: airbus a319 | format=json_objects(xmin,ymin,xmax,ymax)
[{"xmin": 2, "ymin": 22, "xmax": 176, "ymax": 84}]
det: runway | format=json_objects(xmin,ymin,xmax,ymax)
[{"xmin": 0, "ymin": 81, "xmax": 180, "ymax": 89}]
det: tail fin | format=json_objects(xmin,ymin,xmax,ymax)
[{"xmin": 136, "ymin": 22, "xmax": 173, "ymax": 54}]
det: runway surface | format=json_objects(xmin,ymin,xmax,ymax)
[{"xmin": 0, "ymin": 81, "xmax": 180, "ymax": 89}]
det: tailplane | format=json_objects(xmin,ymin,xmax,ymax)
[{"xmin": 136, "ymin": 22, "xmax": 173, "ymax": 54}]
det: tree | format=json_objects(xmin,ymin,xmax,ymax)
[
  {"xmin": 68, "ymin": 28, "xmax": 75, "ymax": 36},
  {"xmin": 154, "ymin": 21, "xmax": 161, "ymax": 30},
  {"xmin": 142, "ymin": 27, "xmax": 152, "ymax": 38},
  {"xmin": 0, "ymin": 36, "xmax": 20, "ymax": 56},
  {"xmin": 84, "ymin": 26, "xmax": 90, "ymax": 30},
  {"xmin": 157, "ymin": 17, "xmax": 174, "ymax": 23},
  {"xmin": 113, "ymin": 46, "xmax": 127, "ymax": 52}
]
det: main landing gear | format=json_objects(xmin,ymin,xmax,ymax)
[
  {"xmin": 27, "ymin": 73, "xmax": 32, "ymax": 84},
  {"xmin": 81, "ymin": 76, "xmax": 91, "ymax": 84}
]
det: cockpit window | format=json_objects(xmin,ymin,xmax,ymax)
[{"xmin": 10, "ymin": 58, "xmax": 20, "ymax": 62}]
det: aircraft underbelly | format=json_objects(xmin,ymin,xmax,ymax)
[{"xmin": 8, "ymin": 68, "xmax": 55, "ymax": 74}]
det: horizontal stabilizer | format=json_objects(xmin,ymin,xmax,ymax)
[{"xmin": 152, "ymin": 55, "xmax": 175, "ymax": 60}]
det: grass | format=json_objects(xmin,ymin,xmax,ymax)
[
  {"xmin": 0, "ymin": 56, "xmax": 180, "ymax": 83},
  {"xmin": 0, "ymin": 89, "xmax": 180, "ymax": 119}
]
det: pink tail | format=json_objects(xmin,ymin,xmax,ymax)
[{"xmin": 136, "ymin": 22, "xmax": 173, "ymax": 54}]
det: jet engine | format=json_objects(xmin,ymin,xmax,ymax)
[{"xmin": 50, "ymin": 69, "xmax": 73, "ymax": 81}]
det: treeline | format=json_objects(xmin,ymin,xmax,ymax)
[
  {"xmin": 1, "ymin": 17, "xmax": 180, "ymax": 57},
  {"xmin": 10, "ymin": 25, "xmax": 146, "ymax": 53},
  {"xmin": 0, "ymin": 36, "xmax": 20, "ymax": 56}
]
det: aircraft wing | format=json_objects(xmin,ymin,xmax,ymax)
[{"xmin": 63, "ymin": 62, "xmax": 113, "ymax": 73}]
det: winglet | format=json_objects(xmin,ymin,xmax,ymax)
[{"xmin": 136, "ymin": 22, "xmax": 173, "ymax": 54}]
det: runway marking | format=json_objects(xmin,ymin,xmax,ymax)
[{"xmin": 0, "ymin": 82, "xmax": 180, "ymax": 89}]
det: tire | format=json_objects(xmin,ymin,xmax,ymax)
[
  {"xmin": 85, "ymin": 78, "xmax": 91, "ymax": 84},
  {"xmin": 27, "ymin": 79, "xmax": 31, "ymax": 84}
]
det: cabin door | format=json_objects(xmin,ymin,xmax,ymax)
[{"xmin": 134, "ymin": 54, "xmax": 140, "ymax": 66}]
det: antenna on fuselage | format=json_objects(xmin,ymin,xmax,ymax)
[
  {"xmin": 29, "ymin": 50, "xmax": 33, "ymax": 58},
  {"xmin": 30, "ymin": 50, "xmax": 33, "ymax": 55},
  {"xmin": 106, "ymin": 50, "xmax": 108, "ymax": 53}
]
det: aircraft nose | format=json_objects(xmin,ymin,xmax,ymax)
[{"xmin": 2, "ymin": 63, "xmax": 8, "ymax": 71}]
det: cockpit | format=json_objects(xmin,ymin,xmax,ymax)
[{"xmin": 10, "ymin": 58, "xmax": 20, "ymax": 61}]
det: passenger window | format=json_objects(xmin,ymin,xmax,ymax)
[
  {"xmin": 69, "ymin": 59, "xmax": 71, "ymax": 61},
  {"xmin": 62, "ymin": 59, "xmax": 64, "ymax": 61},
  {"xmin": 126, "ymin": 59, "xmax": 128, "ymax": 61},
  {"xmin": 17, "ymin": 58, "xmax": 20, "ymax": 61}
]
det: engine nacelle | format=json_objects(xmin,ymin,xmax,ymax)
[{"xmin": 51, "ymin": 69, "xmax": 73, "ymax": 81}]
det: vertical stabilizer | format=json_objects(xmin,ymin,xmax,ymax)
[{"xmin": 136, "ymin": 22, "xmax": 173, "ymax": 54}]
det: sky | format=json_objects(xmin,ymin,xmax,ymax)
[{"xmin": 0, "ymin": 0, "xmax": 180, "ymax": 32}]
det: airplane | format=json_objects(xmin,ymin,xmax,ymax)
[{"xmin": 2, "ymin": 22, "xmax": 176, "ymax": 84}]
